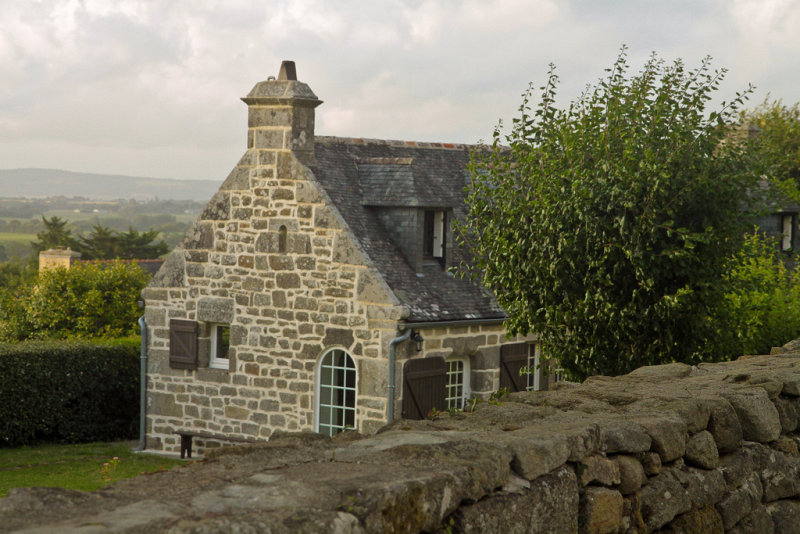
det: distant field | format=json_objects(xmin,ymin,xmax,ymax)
[
  {"xmin": 42, "ymin": 210, "xmax": 198, "ymax": 224},
  {"xmin": 0, "ymin": 232, "xmax": 35, "ymax": 243}
]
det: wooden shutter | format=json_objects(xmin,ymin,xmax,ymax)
[
  {"xmin": 169, "ymin": 319, "xmax": 198, "ymax": 370},
  {"xmin": 402, "ymin": 357, "xmax": 446, "ymax": 420},
  {"xmin": 500, "ymin": 343, "xmax": 528, "ymax": 392}
]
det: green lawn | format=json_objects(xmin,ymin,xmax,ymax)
[{"xmin": 0, "ymin": 441, "xmax": 186, "ymax": 497}]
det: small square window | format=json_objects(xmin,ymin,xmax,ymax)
[{"xmin": 209, "ymin": 324, "xmax": 230, "ymax": 370}]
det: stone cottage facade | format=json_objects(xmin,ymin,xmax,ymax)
[{"xmin": 142, "ymin": 62, "xmax": 553, "ymax": 454}]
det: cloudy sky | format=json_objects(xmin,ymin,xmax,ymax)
[{"xmin": 2, "ymin": 0, "xmax": 799, "ymax": 182}]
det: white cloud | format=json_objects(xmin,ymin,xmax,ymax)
[{"xmin": 1, "ymin": 0, "xmax": 800, "ymax": 180}]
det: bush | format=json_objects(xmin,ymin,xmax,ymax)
[
  {"xmin": 0, "ymin": 261, "xmax": 149, "ymax": 342},
  {"xmin": 457, "ymin": 50, "xmax": 757, "ymax": 378},
  {"xmin": 0, "ymin": 338, "xmax": 140, "ymax": 447},
  {"xmin": 704, "ymin": 232, "xmax": 800, "ymax": 359}
]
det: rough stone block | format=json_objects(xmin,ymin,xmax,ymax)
[
  {"xmin": 640, "ymin": 451, "xmax": 661, "ymax": 475},
  {"xmin": 773, "ymin": 396, "xmax": 799, "ymax": 433},
  {"xmin": 658, "ymin": 505, "xmax": 724, "ymax": 534},
  {"xmin": 276, "ymin": 273, "xmax": 301, "ymax": 288},
  {"xmin": 598, "ymin": 420, "xmax": 651, "ymax": 454},
  {"xmin": 639, "ymin": 416, "xmax": 687, "ymax": 463},
  {"xmin": 197, "ymin": 297, "xmax": 234, "ymax": 324},
  {"xmin": 611, "ymin": 455, "xmax": 646, "ymax": 495},
  {"xmin": 707, "ymin": 399, "xmax": 743, "ymax": 453},
  {"xmin": 199, "ymin": 192, "xmax": 230, "ymax": 221},
  {"xmin": 639, "ymin": 468, "xmax": 691, "ymax": 531},
  {"xmin": 728, "ymin": 504, "xmax": 774, "ymax": 534},
  {"xmin": 685, "ymin": 430, "xmax": 719, "ymax": 469},
  {"xmin": 723, "ymin": 389, "xmax": 782, "ymax": 443},
  {"xmin": 577, "ymin": 455, "xmax": 620, "ymax": 487},
  {"xmin": 322, "ymin": 328, "xmax": 354, "ymax": 349},
  {"xmin": 253, "ymin": 128, "xmax": 285, "ymax": 149},
  {"xmin": 148, "ymin": 392, "xmax": 183, "ymax": 418},
  {"xmin": 356, "ymin": 270, "xmax": 388, "ymax": 303},
  {"xmin": 766, "ymin": 500, "xmax": 800, "ymax": 534},
  {"xmin": 715, "ymin": 472, "xmax": 763, "ymax": 530},
  {"xmin": 453, "ymin": 465, "xmax": 578, "ymax": 534},
  {"xmin": 579, "ymin": 487, "xmax": 623, "ymax": 534},
  {"xmin": 219, "ymin": 166, "xmax": 250, "ymax": 191}
]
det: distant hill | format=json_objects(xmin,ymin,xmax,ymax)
[{"xmin": 0, "ymin": 169, "xmax": 219, "ymax": 201}]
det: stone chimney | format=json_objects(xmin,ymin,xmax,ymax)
[
  {"xmin": 39, "ymin": 247, "xmax": 81, "ymax": 273},
  {"xmin": 241, "ymin": 60, "xmax": 322, "ymax": 164}
]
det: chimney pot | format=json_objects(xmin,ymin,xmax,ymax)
[{"xmin": 278, "ymin": 61, "xmax": 297, "ymax": 81}]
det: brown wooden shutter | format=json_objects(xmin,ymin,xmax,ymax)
[
  {"xmin": 402, "ymin": 357, "xmax": 446, "ymax": 420},
  {"xmin": 500, "ymin": 343, "xmax": 528, "ymax": 392},
  {"xmin": 169, "ymin": 319, "xmax": 198, "ymax": 370}
]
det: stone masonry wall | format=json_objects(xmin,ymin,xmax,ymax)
[
  {"xmin": 143, "ymin": 141, "xmax": 407, "ymax": 452},
  {"xmin": 5, "ymin": 342, "xmax": 800, "ymax": 533},
  {"xmin": 403, "ymin": 322, "xmax": 536, "ymax": 403}
]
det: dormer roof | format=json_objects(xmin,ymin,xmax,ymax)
[{"xmin": 310, "ymin": 136, "xmax": 505, "ymax": 323}]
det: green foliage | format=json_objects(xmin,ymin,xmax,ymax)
[
  {"xmin": 78, "ymin": 224, "xmax": 169, "ymax": 260},
  {"xmin": 741, "ymin": 98, "xmax": 800, "ymax": 203},
  {"xmin": 0, "ymin": 257, "xmax": 37, "ymax": 292},
  {"xmin": 0, "ymin": 262, "xmax": 149, "ymax": 342},
  {"xmin": 0, "ymin": 338, "xmax": 140, "ymax": 447},
  {"xmin": 31, "ymin": 216, "xmax": 168, "ymax": 260},
  {"xmin": 457, "ymin": 49, "xmax": 758, "ymax": 378},
  {"xmin": 704, "ymin": 232, "xmax": 800, "ymax": 358},
  {"xmin": 31, "ymin": 215, "xmax": 80, "ymax": 253}
]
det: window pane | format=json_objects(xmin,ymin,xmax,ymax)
[
  {"xmin": 317, "ymin": 350, "xmax": 357, "ymax": 436},
  {"xmin": 216, "ymin": 326, "xmax": 230, "ymax": 359}
]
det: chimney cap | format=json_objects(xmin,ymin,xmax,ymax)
[{"xmin": 278, "ymin": 61, "xmax": 297, "ymax": 81}]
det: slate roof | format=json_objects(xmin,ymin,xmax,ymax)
[{"xmin": 310, "ymin": 136, "xmax": 506, "ymax": 323}]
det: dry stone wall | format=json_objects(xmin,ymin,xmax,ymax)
[{"xmin": 5, "ymin": 343, "xmax": 800, "ymax": 533}]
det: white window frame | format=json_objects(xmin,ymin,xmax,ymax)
[
  {"xmin": 782, "ymin": 214, "xmax": 793, "ymax": 251},
  {"xmin": 209, "ymin": 323, "xmax": 230, "ymax": 370},
  {"xmin": 445, "ymin": 357, "xmax": 471, "ymax": 410},
  {"xmin": 316, "ymin": 348, "xmax": 357, "ymax": 437},
  {"xmin": 526, "ymin": 344, "xmax": 540, "ymax": 391},
  {"xmin": 432, "ymin": 210, "xmax": 445, "ymax": 258}
]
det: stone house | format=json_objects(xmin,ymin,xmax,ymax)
[{"xmin": 142, "ymin": 62, "xmax": 557, "ymax": 454}]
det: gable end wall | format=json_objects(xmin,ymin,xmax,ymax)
[{"xmin": 143, "ymin": 149, "xmax": 405, "ymax": 454}]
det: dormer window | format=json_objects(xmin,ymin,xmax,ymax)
[{"xmin": 423, "ymin": 210, "xmax": 446, "ymax": 264}]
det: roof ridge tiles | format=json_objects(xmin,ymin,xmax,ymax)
[{"xmin": 315, "ymin": 135, "xmax": 478, "ymax": 151}]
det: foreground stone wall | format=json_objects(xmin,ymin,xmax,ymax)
[{"xmin": 4, "ymin": 343, "xmax": 800, "ymax": 533}]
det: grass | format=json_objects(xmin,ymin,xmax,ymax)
[{"xmin": 0, "ymin": 441, "xmax": 186, "ymax": 497}]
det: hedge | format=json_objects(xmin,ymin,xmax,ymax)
[{"xmin": 0, "ymin": 338, "xmax": 140, "ymax": 447}]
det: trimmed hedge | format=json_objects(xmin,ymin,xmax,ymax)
[{"xmin": 0, "ymin": 338, "xmax": 140, "ymax": 447}]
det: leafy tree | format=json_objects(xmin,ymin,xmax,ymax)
[
  {"xmin": 0, "ymin": 262, "xmax": 149, "ymax": 342},
  {"xmin": 704, "ymin": 231, "xmax": 800, "ymax": 359},
  {"xmin": 30, "ymin": 216, "xmax": 80, "ymax": 253},
  {"xmin": 741, "ymin": 98, "xmax": 800, "ymax": 202},
  {"xmin": 0, "ymin": 257, "xmax": 37, "ymax": 292},
  {"xmin": 457, "ymin": 50, "xmax": 759, "ymax": 378}
]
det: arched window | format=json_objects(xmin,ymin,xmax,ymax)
[
  {"xmin": 278, "ymin": 225, "xmax": 288, "ymax": 253},
  {"xmin": 316, "ymin": 349, "xmax": 356, "ymax": 436}
]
